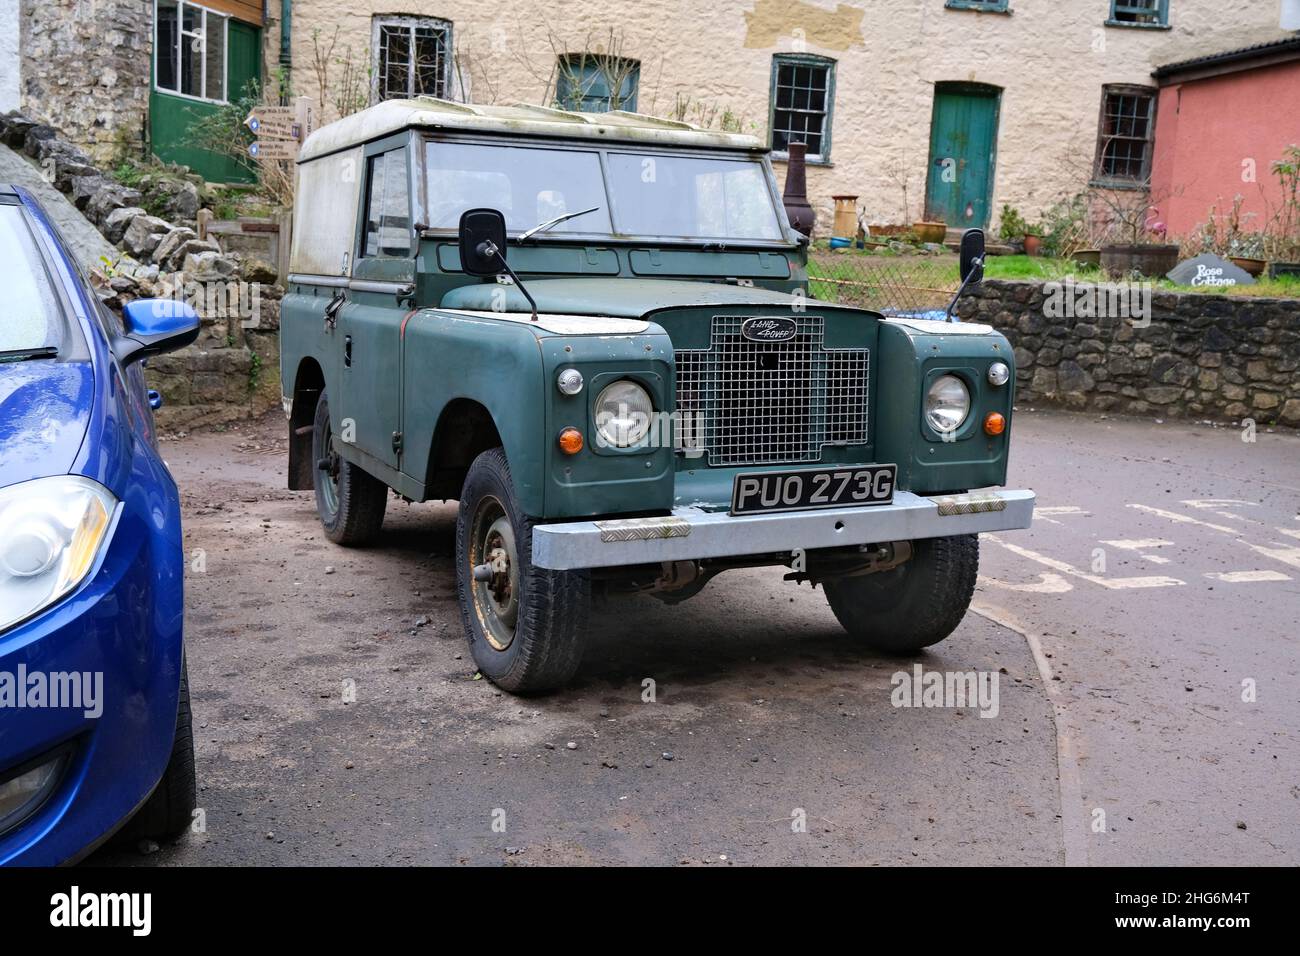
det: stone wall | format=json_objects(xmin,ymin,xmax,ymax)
[
  {"xmin": 959, "ymin": 279, "xmax": 1300, "ymax": 427},
  {"xmin": 20, "ymin": 0, "xmax": 151, "ymax": 164}
]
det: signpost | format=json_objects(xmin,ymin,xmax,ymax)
[{"xmin": 244, "ymin": 97, "xmax": 317, "ymax": 164}]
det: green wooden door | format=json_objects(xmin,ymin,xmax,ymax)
[
  {"xmin": 924, "ymin": 83, "xmax": 1000, "ymax": 229},
  {"xmin": 150, "ymin": 20, "xmax": 261, "ymax": 183}
]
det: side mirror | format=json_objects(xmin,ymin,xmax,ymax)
[
  {"xmin": 959, "ymin": 228, "xmax": 985, "ymax": 287},
  {"xmin": 458, "ymin": 208, "xmax": 508, "ymax": 277},
  {"xmin": 115, "ymin": 298, "xmax": 201, "ymax": 366}
]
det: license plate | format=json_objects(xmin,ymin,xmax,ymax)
[{"xmin": 730, "ymin": 465, "xmax": 897, "ymax": 516}]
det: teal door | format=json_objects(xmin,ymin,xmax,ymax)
[{"xmin": 924, "ymin": 83, "xmax": 1001, "ymax": 229}]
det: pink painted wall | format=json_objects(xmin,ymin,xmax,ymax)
[{"xmin": 1150, "ymin": 59, "xmax": 1300, "ymax": 239}]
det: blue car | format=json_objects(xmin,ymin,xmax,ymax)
[{"xmin": 0, "ymin": 184, "xmax": 199, "ymax": 865}]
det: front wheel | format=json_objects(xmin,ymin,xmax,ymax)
[
  {"xmin": 824, "ymin": 534, "xmax": 979, "ymax": 653},
  {"xmin": 118, "ymin": 656, "xmax": 196, "ymax": 843},
  {"xmin": 455, "ymin": 448, "xmax": 590, "ymax": 694}
]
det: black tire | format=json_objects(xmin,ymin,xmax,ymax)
[
  {"xmin": 455, "ymin": 448, "xmax": 590, "ymax": 694},
  {"xmin": 120, "ymin": 656, "xmax": 196, "ymax": 842},
  {"xmin": 312, "ymin": 389, "xmax": 387, "ymax": 545},
  {"xmin": 824, "ymin": 534, "xmax": 979, "ymax": 653}
]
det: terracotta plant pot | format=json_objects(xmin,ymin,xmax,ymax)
[
  {"xmin": 1072, "ymin": 248, "xmax": 1101, "ymax": 269},
  {"xmin": 1229, "ymin": 256, "xmax": 1267, "ymax": 277},
  {"xmin": 1100, "ymin": 242, "xmax": 1180, "ymax": 278},
  {"xmin": 913, "ymin": 221, "xmax": 947, "ymax": 243},
  {"xmin": 1022, "ymin": 234, "xmax": 1042, "ymax": 257}
]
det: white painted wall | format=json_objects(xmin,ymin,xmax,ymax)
[{"xmin": 0, "ymin": 0, "xmax": 20, "ymax": 113}]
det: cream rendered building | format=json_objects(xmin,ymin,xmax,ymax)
[{"xmin": 269, "ymin": 0, "xmax": 1286, "ymax": 235}]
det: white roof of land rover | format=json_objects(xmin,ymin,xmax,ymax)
[{"xmin": 298, "ymin": 98, "xmax": 766, "ymax": 162}]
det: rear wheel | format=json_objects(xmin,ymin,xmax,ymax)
[
  {"xmin": 455, "ymin": 448, "xmax": 590, "ymax": 694},
  {"xmin": 312, "ymin": 389, "xmax": 387, "ymax": 545},
  {"xmin": 824, "ymin": 534, "xmax": 979, "ymax": 653}
]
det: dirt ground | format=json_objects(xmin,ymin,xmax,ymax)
[{"xmin": 90, "ymin": 408, "xmax": 1299, "ymax": 866}]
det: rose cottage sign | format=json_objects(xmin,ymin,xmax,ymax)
[{"xmin": 1166, "ymin": 253, "xmax": 1256, "ymax": 287}]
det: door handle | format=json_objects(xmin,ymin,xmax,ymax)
[
  {"xmin": 344, "ymin": 335, "xmax": 352, "ymax": 368},
  {"xmin": 324, "ymin": 290, "xmax": 346, "ymax": 329}
]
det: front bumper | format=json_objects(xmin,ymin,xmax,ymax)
[
  {"xmin": 532, "ymin": 488, "xmax": 1035, "ymax": 570},
  {"xmin": 0, "ymin": 489, "xmax": 184, "ymax": 866}
]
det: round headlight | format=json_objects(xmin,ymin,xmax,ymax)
[
  {"xmin": 556, "ymin": 368, "xmax": 584, "ymax": 396},
  {"xmin": 987, "ymin": 362, "xmax": 1010, "ymax": 387},
  {"xmin": 594, "ymin": 380, "xmax": 653, "ymax": 448},
  {"xmin": 925, "ymin": 374, "xmax": 971, "ymax": 434}
]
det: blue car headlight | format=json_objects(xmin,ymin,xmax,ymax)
[{"xmin": 0, "ymin": 476, "xmax": 117, "ymax": 633}]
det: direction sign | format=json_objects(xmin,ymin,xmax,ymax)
[
  {"xmin": 248, "ymin": 139, "xmax": 298, "ymax": 161},
  {"xmin": 245, "ymin": 109, "xmax": 299, "ymax": 140}
]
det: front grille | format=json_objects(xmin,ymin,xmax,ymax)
[{"xmin": 674, "ymin": 315, "xmax": 869, "ymax": 467}]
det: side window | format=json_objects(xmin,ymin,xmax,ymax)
[{"xmin": 363, "ymin": 148, "xmax": 412, "ymax": 258}]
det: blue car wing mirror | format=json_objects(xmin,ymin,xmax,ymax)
[{"xmin": 114, "ymin": 299, "xmax": 201, "ymax": 366}]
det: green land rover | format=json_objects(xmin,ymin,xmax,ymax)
[{"xmin": 280, "ymin": 98, "xmax": 1035, "ymax": 693}]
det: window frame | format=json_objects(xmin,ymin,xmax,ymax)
[
  {"xmin": 153, "ymin": 0, "xmax": 230, "ymax": 105},
  {"xmin": 768, "ymin": 53, "xmax": 837, "ymax": 165},
  {"xmin": 1106, "ymin": 0, "xmax": 1170, "ymax": 29},
  {"xmin": 360, "ymin": 146, "xmax": 415, "ymax": 260},
  {"xmin": 1091, "ymin": 83, "xmax": 1159, "ymax": 189},
  {"xmin": 371, "ymin": 15, "xmax": 453, "ymax": 104},
  {"xmin": 944, "ymin": 0, "xmax": 1011, "ymax": 12},
  {"xmin": 554, "ymin": 53, "xmax": 642, "ymax": 113}
]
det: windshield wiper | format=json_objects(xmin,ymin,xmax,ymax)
[
  {"xmin": 0, "ymin": 346, "xmax": 58, "ymax": 363},
  {"xmin": 516, "ymin": 206, "xmax": 601, "ymax": 242}
]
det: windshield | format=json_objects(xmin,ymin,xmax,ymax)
[
  {"xmin": 0, "ymin": 204, "xmax": 63, "ymax": 355},
  {"xmin": 423, "ymin": 140, "xmax": 785, "ymax": 243}
]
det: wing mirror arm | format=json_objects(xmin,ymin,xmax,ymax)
[{"xmin": 479, "ymin": 239, "xmax": 539, "ymax": 323}]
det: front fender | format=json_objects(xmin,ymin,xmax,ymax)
[{"xmin": 873, "ymin": 319, "xmax": 1016, "ymax": 493}]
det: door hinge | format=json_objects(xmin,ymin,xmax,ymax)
[{"xmin": 391, "ymin": 431, "xmax": 403, "ymax": 454}]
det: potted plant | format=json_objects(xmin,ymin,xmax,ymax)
[
  {"xmin": 912, "ymin": 220, "xmax": 947, "ymax": 243},
  {"xmin": 1228, "ymin": 236, "xmax": 1267, "ymax": 277},
  {"xmin": 1098, "ymin": 198, "xmax": 1180, "ymax": 278},
  {"xmin": 997, "ymin": 204, "xmax": 1028, "ymax": 253},
  {"xmin": 1022, "ymin": 224, "xmax": 1044, "ymax": 257}
]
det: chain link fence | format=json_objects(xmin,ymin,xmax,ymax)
[{"xmin": 807, "ymin": 244, "xmax": 963, "ymax": 317}]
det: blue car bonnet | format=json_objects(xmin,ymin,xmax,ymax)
[{"xmin": 0, "ymin": 360, "xmax": 92, "ymax": 488}]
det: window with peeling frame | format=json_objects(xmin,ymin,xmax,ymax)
[
  {"xmin": 1094, "ymin": 86, "xmax": 1157, "ymax": 184},
  {"xmin": 373, "ymin": 16, "xmax": 452, "ymax": 101}
]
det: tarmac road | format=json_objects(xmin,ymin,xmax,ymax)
[{"xmin": 91, "ymin": 409, "xmax": 1299, "ymax": 866}]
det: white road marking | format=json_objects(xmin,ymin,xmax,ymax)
[
  {"xmin": 1181, "ymin": 498, "xmax": 1262, "ymax": 523},
  {"xmin": 1035, "ymin": 506, "xmax": 1090, "ymax": 526},
  {"xmin": 1204, "ymin": 570, "xmax": 1292, "ymax": 583},
  {"xmin": 1277, "ymin": 527, "xmax": 1300, "ymax": 541},
  {"xmin": 1128, "ymin": 503, "xmax": 1236, "ymax": 536},
  {"xmin": 978, "ymin": 572, "xmax": 1074, "ymax": 593},
  {"xmin": 986, "ymin": 534, "xmax": 1184, "ymax": 589},
  {"xmin": 1131, "ymin": 504, "xmax": 1300, "ymax": 572},
  {"xmin": 970, "ymin": 601, "xmax": 1088, "ymax": 867},
  {"xmin": 1100, "ymin": 538, "xmax": 1174, "ymax": 565}
]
